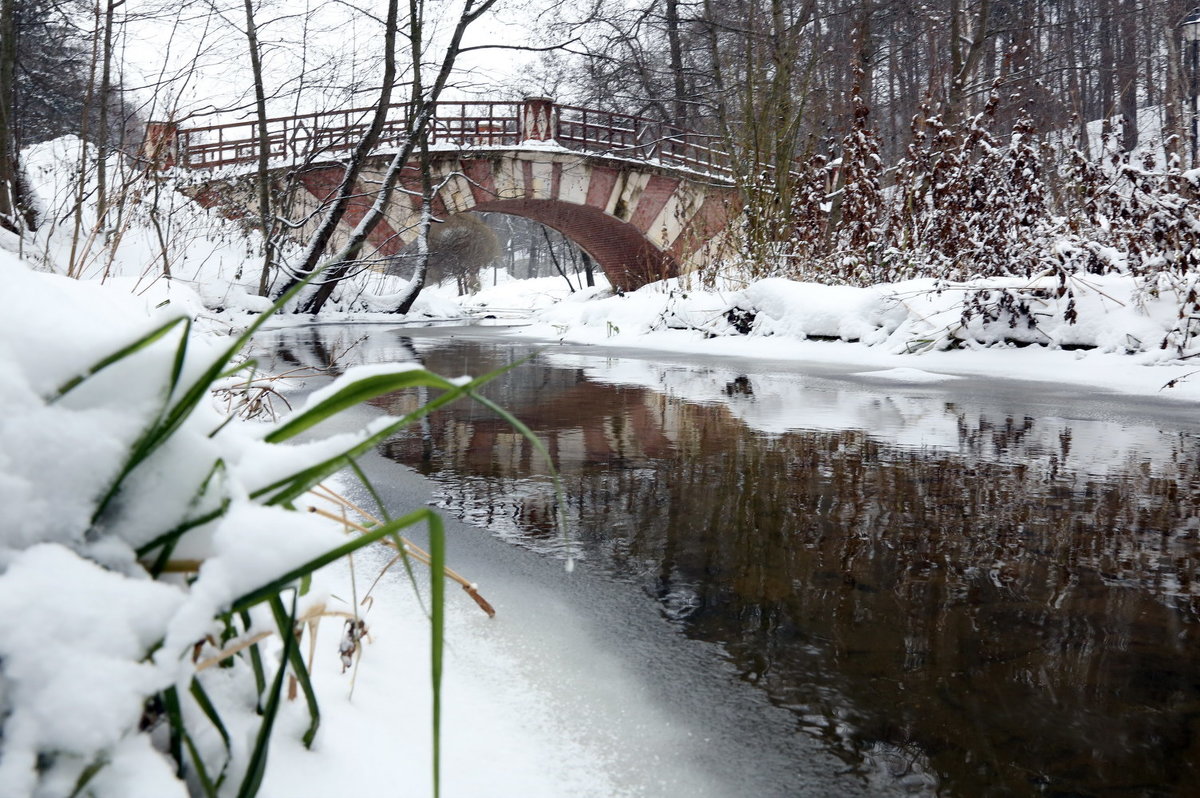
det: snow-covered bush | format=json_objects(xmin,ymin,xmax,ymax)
[
  {"xmin": 720, "ymin": 96, "xmax": 1200, "ymax": 353},
  {"xmin": 0, "ymin": 255, "xmax": 498, "ymax": 796}
]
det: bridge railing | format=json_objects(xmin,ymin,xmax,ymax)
[
  {"xmin": 160, "ymin": 97, "xmax": 732, "ymax": 178},
  {"xmin": 555, "ymin": 105, "xmax": 730, "ymax": 177}
]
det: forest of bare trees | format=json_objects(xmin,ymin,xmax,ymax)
[{"xmin": 545, "ymin": 0, "xmax": 1197, "ymax": 163}]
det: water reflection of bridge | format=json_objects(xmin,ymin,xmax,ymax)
[{"xmin": 368, "ymin": 337, "xmax": 1200, "ymax": 797}]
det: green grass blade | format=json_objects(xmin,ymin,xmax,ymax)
[
  {"xmin": 152, "ymin": 261, "xmax": 332, "ymax": 460},
  {"xmin": 348, "ymin": 465, "xmax": 431, "ymax": 617},
  {"xmin": 189, "ymin": 677, "xmax": 233, "ymax": 788},
  {"xmin": 350, "ymin": 460, "xmax": 391, "ymax": 522},
  {"xmin": 228, "ymin": 507, "xmax": 437, "ymax": 614},
  {"xmin": 140, "ymin": 499, "xmax": 230, "ymax": 573},
  {"xmin": 251, "ymin": 386, "xmax": 472, "ymax": 506},
  {"xmin": 52, "ymin": 316, "xmax": 189, "ymax": 400},
  {"xmin": 263, "ymin": 369, "xmax": 462, "ymax": 443},
  {"xmin": 269, "ymin": 595, "xmax": 320, "ymax": 748},
  {"xmin": 182, "ymin": 731, "xmax": 219, "ymax": 798},
  {"xmin": 90, "ymin": 318, "xmax": 194, "ymax": 523},
  {"xmin": 167, "ymin": 314, "xmax": 190, "ymax": 400},
  {"xmin": 135, "ymin": 459, "xmax": 230, "ymax": 571},
  {"xmin": 163, "ymin": 685, "xmax": 185, "ymax": 777},
  {"xmin": 93, "ymin": 261, "xmax": 334, "ymax": 524},
  {"xmin": 189, "ymin": 677, "xmax": 232, "ymax": 753},
  {"xmin": 252, "ymin": 359, "xmax": 527, "ymax": 507},
  {"xmin": 68, "ymin": 753, "xmax": 109, "ymax": 798},
  {"xmin": 217, "ymin": 357, "xmax": 259, "ymax": 382},
  {"xmin": 239, "ymin": 610, "xmax": 267, "ymax": 707},
  {"xmin": 429, "ymin": 512, "xmax": 445, "ymax": 798},
  {"xmin": 236, "ymin": 593, "xmax": 298, "ymax": 798}
]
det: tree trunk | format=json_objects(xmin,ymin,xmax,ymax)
[
  {"xmin": 1099, "ymin": 0, "xmax": 1116, "ymax": 138},
  {"xmin": 543, "ymin": 226, "xmax": 576, "ymax": 292},
  {"xmin": 393, "ymin": 137, "xmax": 433, "ymax": 315},
  {"xmin": 1065, "ymin": 0, "xmax": 1090, "ymax": 155},
  {"xmin": 0, "ymin": 0, "xmax": 19, "ymax": 231},
  {"xmin": 243, "ymin": 0, "xmax": 276, "ymax": 297},
  {"xmin": 665, "ymin": 0, "xmax": 688, "ymax": 128},
  {"xmin": 273, "ymin": 0, "xmax": 402, "ymax": 302},
  {"xmin": 582, "ymin": 250, "xmax": 595, "ymax": 287},
  {"xmin": 1116, "ymin": 0, "xmax": 1139, "ymax": 151},
  {"xmin": 1163, "ymin": 3, "xmax": 1187, "ymax": 165},
  {"xmin": 945, "ymin": 0, "xmax": 991, "ymax": 126},
  {"xmin": 95, "ymin": 0, "xmax": 121, "ymax": 225}
]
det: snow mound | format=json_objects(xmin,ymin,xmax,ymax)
[{"xmin": 852, "ymin": 367, "xmax": 961, "ymax": 383}]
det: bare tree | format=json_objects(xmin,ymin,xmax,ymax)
[
  {"xmin": 0, "ymin": 0, "xmax": 20, "ymax": 232},
  {"xmin": 271, "ymin": 0, "xmax": 501, "ymax": 315}
]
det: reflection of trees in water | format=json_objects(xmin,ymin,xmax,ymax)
[{"xmin": 375, "ymin": 342, "xmax": 1200, "ymax": 796}]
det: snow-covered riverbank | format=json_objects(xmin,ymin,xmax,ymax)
[
  {"xmin": 0, "ymin": 257, "xmax": 624, "ymax": 797},
  {"xmin": 461, "ymin": 274, "xmax": 1200, "ymax": 405}
]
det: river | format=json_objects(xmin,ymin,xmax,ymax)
[{"xmin": 264, "ymin": 322, "xmax": 1200, "ymax": 797}]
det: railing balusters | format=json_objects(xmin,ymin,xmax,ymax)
[{"xmin": 173, "ymin": 99, "xmax": 731, "ymax": 177}]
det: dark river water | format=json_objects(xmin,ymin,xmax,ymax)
[{"xmin": 269, "ymin": 324, "xmax": 1200, "ymax": 797}]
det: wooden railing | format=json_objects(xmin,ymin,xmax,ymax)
[
  {"xmin": 155, "ymin": 97, "xmax": 732, "ymax": 178},
  {"xmin": 555, "ymin": 104, "xmax": 730, "ymax": 177}
]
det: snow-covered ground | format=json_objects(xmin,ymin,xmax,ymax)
[{"xmin": 1, "ymin": 253, "xmax": 856, "ymax": 798}]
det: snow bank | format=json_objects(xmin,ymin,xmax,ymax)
[
  {"xmin": 462, "ymin": 272, "xmax": 612, "ymax": 315},
  {"xmin": 515, "ymin": 271, "xmax": 1200, "ymax": 402},
  {"xmin": 737, "ymin": 278, "xmax": 906, "ymax": 343},
  {"xmin": 0, "ymin": 252, "xmax": 377, "ymax": 794},
  {"xmin": 532, "ymin": 272, "xmax": 1196, "ymax": 357}
]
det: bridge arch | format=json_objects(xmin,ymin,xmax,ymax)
[{"xmin": 469, "ymin": 200, "xmax": 674, "ymax": 291}]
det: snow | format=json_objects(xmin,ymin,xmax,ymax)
[
  {"xmin": 740, "ymin": 278, "xmax": 903, "ymax": 343},
  {"xmin": 851, "ymin": 367, "xmax": 961, "ymax": 383},
  {"xmin": 519, "ymin": 274, "xmax": 1200, "ymax": 404},
  {"xmin": 463, "ymin": 273, "xmax": 611, "ymax": 314}
]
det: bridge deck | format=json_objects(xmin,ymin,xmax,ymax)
[{"xmin": 167, "ymin": 98, "xmax": 733, "ymax": 179}]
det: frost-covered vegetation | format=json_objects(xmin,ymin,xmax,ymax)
[{"xmin": 686, "ymin": 98, "xmax": 1200, "ymax": 360}]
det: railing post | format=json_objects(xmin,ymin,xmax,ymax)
[
  {"xmin": 520, "ymin": 96, "xmax": 556, "ymax": 142},
  {"xmin": 143, "ymin": 121, "xmax": 179, "ymax": 168}
]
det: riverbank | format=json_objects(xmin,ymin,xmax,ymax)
[{"xmin": 469, "ymin": 275, "xmax": 1200, "ymax": 405}]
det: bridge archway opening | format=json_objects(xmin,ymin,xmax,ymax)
[
  {"xmin": 388, "ymin": 210, "xmax": 625, "ymax": 295},
  {"xmin": 466, "ymin": 199, "xmax": 680, "ymax": 293},
  {"xmin": 467, "ymin": 212, "xmax": 593, "ymax": 289}
]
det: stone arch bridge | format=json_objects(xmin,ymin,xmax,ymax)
[{"xmin": 149, "ymin": 98, "xmax": 740, "ymax": 291}]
